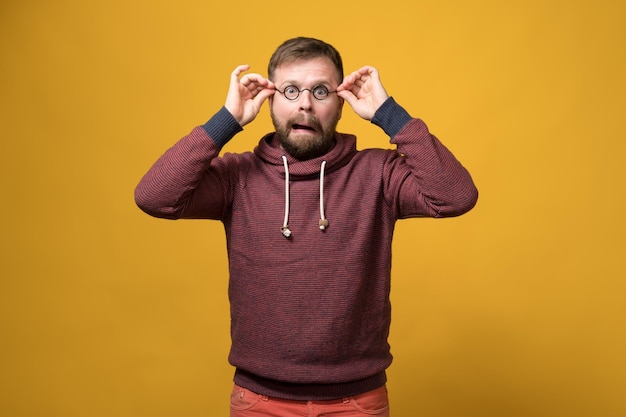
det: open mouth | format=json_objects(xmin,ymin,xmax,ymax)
[
  {"xmin": 291, "ymin": 123, "xmax": 315, "ymax": 132},
  {"xmin": 291, "ymin": 123, "xmax": 317, "ymax": 133}
]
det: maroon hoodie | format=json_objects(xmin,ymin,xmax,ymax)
[{"xmin": 135, "ymin": 98, "xmax": 478, "ymax": 400}]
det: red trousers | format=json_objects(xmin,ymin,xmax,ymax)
[{"xmin": 230, "ymin": 384, "xmax": 390, "ymax": 416}]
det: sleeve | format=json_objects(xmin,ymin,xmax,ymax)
[
  {"xmin": 134, "ymin": 107, "xmax": 243, "ymax": 220},
  {"xmin": 371, "ymin": 97, "xmax": 479, "ymax": 218}
]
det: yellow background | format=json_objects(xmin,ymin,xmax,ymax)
[{"xmin": 1, "ymin": 0, "xmax": 624, "ymax": 416}]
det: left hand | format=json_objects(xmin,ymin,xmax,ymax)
[{"xmin": 336, "ymin": 66, "xmax": 389, "ymax": 120}]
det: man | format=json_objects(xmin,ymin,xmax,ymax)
[{"xmin": 135, "ymin": 37, "xmax": 478, "ymax": 416}]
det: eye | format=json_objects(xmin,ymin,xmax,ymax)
[
  {"xmin": 283, "ymin": 85, "xmax": 299, "ymax": 99},
  {"xmin": 312, "ymin": 85, "xmax": 329, "ymax": 99}
]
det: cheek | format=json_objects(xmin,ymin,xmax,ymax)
[
  {"xmin": 270, "ymin": 100, "xmax": 292, "ymax": 121},
  {"xmin": 321, "ymin": 105, "xmax": 342, "ymax": 125}
]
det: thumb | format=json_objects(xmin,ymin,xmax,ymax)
[
  {"xmin": 250, "ymin": 87, "xmax": 275, "ymax": 112},
  {"xmin": 336, "ymin": 90, "xmax": 358, "ymax": 108},
  {"xmin": 256, "ymin": 85, "xmax": 276, "ymax": 104}
]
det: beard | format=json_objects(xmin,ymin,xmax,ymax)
[{"xmin": 271, "ymin": 111, "xmax": 340, "ymax": 160}]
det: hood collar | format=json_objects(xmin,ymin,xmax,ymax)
[
  {"xmin": 254, "ymin": 132, "xmax": 357, "ymax": 238},
  {"xmin": 254, "ymin": 132, "xmax": 357, "ymax": 180}
]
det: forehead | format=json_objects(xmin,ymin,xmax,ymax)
[{"xmin": 272, "ymin": 57, "xmax": 340, "ymax": 85}]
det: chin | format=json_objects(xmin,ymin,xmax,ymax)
[{"xmin": 281, "ymin": 135, "xmax": 334, "ymax": 160}]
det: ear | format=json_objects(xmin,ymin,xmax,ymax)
[{"xmin": 337, "ymin": 97, "xmax": 344, "ymax": 120}]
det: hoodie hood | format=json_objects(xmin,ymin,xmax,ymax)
[
  {"xmin": 253, "ymin": 132, "xmax": 358, "ymax": 237},
  {"xmin": 253, "ymin": 132, "xmax": 358, "ymax": 180}
]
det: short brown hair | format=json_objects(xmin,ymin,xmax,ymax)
[{"xmin": 268, "ymin": 37, "xmax": 344, "ymax": 83}]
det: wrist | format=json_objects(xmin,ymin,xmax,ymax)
[
  {"xmin": 201, "ymin": 107, "xmax": 244, "ymax": 148},
  {"xmin": 370, "ymin": 97, "xmax": 412, "ymax": 138}
]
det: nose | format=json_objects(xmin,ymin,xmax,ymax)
[{"xmin": 298, "ymin": 89, "xmax": 313, "ymax": 111}]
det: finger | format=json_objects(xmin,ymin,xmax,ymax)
[
  {"xmin": 231, "ymin": 65, "xmax": 250, "ymax": 82},
  {"xmin": 241, "ymin": 73, "xmax": 273, "ymax": 90},
  {"xmin": 337, "ymin": 72, "xmax": 360, "ymax": 91},
  {"xmin": 336, "ymin": 89, "xmax": 358, "ymax": 107},
  {"xmin": 365, "ymin": 67, "xmax": 380, "ymax": 83},
  {"xmin": 352, "ymin": 66, "xmax": 378, "ymax": 86},
  {"xmin": 233, "ymin": 64, "xmax": 249, "ymax": 74},
  {"xmin": 229, "ymin": 65, "xmax": 250, "ymax": 97},
  {"xmin": 338, "ymin": 67, "xmax": 372, "ymax": 90},
  {"xmin": 357, "ymin": 65, "xmax": 376, "ymax": 77},
  {"xmin": 253, "ymin": 87, "xmax": 277, "ymax": 105}
]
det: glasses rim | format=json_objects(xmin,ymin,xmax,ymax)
[{"xmin": 275, "ymin": 84, "xmax": 337, "ymax": 101}]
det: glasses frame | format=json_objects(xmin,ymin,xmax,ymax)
[{"xmin": 275, "ymin": 84, "xmax": 337, "ymax": 101}]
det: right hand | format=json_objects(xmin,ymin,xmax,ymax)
[{"xmin": 224, "ymin": 64, "xmax": 275, "ymax": 127}]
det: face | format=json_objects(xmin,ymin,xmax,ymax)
[{"xmin": 269, "ymin": 57, "xmax": 343, "ymax": 160}]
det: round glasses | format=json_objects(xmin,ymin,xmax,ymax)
[{"xmin": 275, "ymin": 85, "xmax": 337, "ymax": 101}]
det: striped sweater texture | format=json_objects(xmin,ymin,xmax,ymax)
[{"xmin": 135, "ymin": 97, "xmax": 478, "ymax": 400}]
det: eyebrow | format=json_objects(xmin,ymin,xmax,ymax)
[{"xmin": 278, "ymin": 79, "xmax": 333, "ymax": 88}]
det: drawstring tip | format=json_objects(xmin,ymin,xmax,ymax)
[
  {"xmin": 319, "ymin": 219, "xmax": 329, "ymax": 231},
  {"xmin": 281, "ymin": 226, "xmax": 292, "ymax": 238}
]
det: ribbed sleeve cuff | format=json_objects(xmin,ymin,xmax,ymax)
[
  {"xmin": 201, "ymin": 106, "xmax": 244, "ymax": 148},
  {"xmin": 370, "ymin": 97, "xmax": 413, "ymax": 139}
]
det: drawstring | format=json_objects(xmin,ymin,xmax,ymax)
[
  {"xmin": 281, "ymin": 156, "xmax": 292, "ymax": 237},
  {"xmin": 280, "ymin": 156, "xmax": 329, "ymax": 238},
  {"xmin": 319, "ymin": 160, "xmax": 329, "ymax": 231}
]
